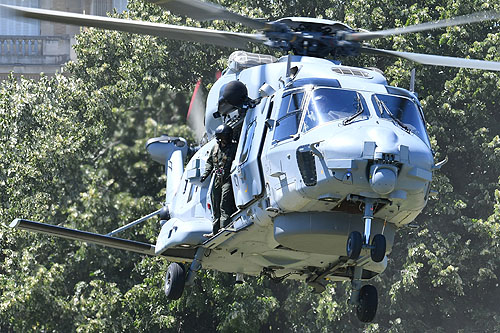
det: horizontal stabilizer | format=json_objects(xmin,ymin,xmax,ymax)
[
  {"xmin": 10, "ymin": 219, "xmax": 195, "ymax": 260},
  {"xmin": 146, "ymin": 135, "xmax": 188, "ymax": 165}
]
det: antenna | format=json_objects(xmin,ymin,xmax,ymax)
[
  {"xmin": 409, "ymin": 68, "xmax": 416, "ymax": 92},
  {"xmin": 286, "ymin": 54, "xmax": 292, "ymax": 81}
]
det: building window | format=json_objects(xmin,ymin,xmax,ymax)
[
  {"xmin": 113, "ymin": 0, "xmax": 128, "ymax": 12},
  {"xmin": 92, "ymin": 0, "xmax": 128, "ymax": 16},
  {"xmin": 0, "ymin": 0, "xmax": 40, "ymax": 36}
]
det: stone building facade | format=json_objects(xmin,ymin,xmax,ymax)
[{"xmin": 0, "ymin": 0, "xmax": 127, "ymax": 80}]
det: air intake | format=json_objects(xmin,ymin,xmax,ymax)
[{"xmin": 331, "ymin": 67, "xmax": 373, "ymax": 78}]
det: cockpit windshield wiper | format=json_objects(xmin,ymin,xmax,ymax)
[
  {"xmin": 342, "ymin": 93, "xmax": 364, "ymax": 126},
  {"xmin": 374, "ymin": 96, "xmax": 411, "ymax": 133}
]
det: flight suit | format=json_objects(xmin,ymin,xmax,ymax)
[{"xmin": 201, "ymin": 141, "xmax": 237, "ymax": 234}]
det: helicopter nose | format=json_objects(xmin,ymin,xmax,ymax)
[
  {"xmin": 369, "ymin": 166, "xmax": 397, "ymax": 195},
  {"xmin": 365, "ymin": 127, "xmax": 401, "ymax": 195},
  {"xmin": 366, "ymin": 127, "xmax": 398, "ymax": 152}
]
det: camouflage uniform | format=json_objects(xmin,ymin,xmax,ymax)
[{"xmin": 201, "ymin": 141, "xmax": 237, "ymax": 234}]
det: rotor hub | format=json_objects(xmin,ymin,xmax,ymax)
[{"xmin": 265, "ymin": 18, "xmax": 361, "ymax": 58}]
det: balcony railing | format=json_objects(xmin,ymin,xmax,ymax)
[{"xmin": 0, "ymin": 35, "xmax": 71, "ymax": 65}]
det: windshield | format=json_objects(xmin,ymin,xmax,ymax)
[
  {"xmin": 302, "ymin": 88, "xmax": 369, "ymax": 132},
  {"xmin": 272, "ymin": 90, "xmax": 305, "ymax": 142},
  {"xmin": 372, "ymin": 94, "xmax": 430, "ymax": 146}
]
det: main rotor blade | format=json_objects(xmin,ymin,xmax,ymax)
[
  {"xmin": 348, "ymin": 11, "xmax": 500, "ymax": 41},
  {"xmin": 1, "ymin": 5, "xmax": 266, "ymax": 49},
  {"xmin": 148, "ymin": 0, "xmax": 267, "ymax": 30},
  {"xmin": 362, "ymin": 46, "xmax": 500, "ymax": 71}
]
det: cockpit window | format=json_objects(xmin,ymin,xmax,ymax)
[
  {"xmin": 372, "ymin": 94, "xmax": 430, "ymax": 146},
  {"xmin": 276, "ymin": 91, "xmax": 304, "ymax": 119},
  {"xmin": 302, "ymin": 88, "xmax": 369, "ymax": 132},
  {"xmin": 273, "ymin": 91, "xmax": 305, "ymax": 142}
]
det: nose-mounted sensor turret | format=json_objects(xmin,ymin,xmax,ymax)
[{"xmin": 369, "ymin": 165, "xmax": 398, "ymax": 195}]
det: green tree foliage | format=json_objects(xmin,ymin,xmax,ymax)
[
  {"xmin": 1, "ymin": 0, "xmax": 499, "ymax": 331},
  {"xmin": 341, "ymin": 0, "xmax": 500, "ymax": 331}
]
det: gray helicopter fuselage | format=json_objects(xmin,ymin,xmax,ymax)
[
  {"xmin": 156, "ymin": 53, "xmax": 434, "ymax": 282},
  {"xmin": 6, "ymin": 1, "xmax": 497, "ymax": 318}
]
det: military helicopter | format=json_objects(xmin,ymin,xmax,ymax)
[{"xmin": 5, "ymin": 0, "xmax": 500, "ymax": 323}]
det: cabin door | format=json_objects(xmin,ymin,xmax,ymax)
[{"xmin": 231, "ymin": 96, "xmax": 274, "ymax": 208}]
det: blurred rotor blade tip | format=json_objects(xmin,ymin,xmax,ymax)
[{"xmin": 187, "ymin": 78, "xmax": 206, "ymax": 141}]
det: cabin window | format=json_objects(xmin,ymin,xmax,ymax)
[
  {"xmin": 239, "ymin": 118, "xmax": 257, "ymax": 164},
  {"xmin": 187, "ymin": 183, "xmax": 195, "ymax": 202},
  {"xmin": 302, "ymin": 88, "xmax": 369, "ymax": 132},
  {"xmin": 372, "ymin": 94, "xmax": 430, "ymax": 146},
  {"xmin": 273, "ymin": 91, "xmax": 304, "ymax": 142}
]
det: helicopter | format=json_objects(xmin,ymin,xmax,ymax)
[{"xmin": 4, "ymin": 0, "xmax": 500, "ymax": 323}]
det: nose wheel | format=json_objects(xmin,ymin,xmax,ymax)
[
  {"xmin": 346, "ymin": 198, "xmax": 387, "ymax": 322},
  {"xmin": 347, "ymin": 231, "xmax": 363, "ymax": 260},
  {"xmin": 345, "ymin": 198, "xmax": 387, "ymax": 263},
  {"xmin": 370, "ymin": 234, "xmax": 386, "ymax": 263}
]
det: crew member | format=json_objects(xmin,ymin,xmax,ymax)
[{"xmin": 200, "ymin": 124, "xmax": 237, "ymax": 237}]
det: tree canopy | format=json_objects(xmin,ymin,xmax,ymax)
[{"xmin": 1, "ymin": 0, "xmax": 499, "ymax": 331}]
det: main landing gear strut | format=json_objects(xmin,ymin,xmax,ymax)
[
  {"xmin": 345, "ymin": 197, "xmax": 388, "ymax": 322},
  {"xmin": 349, "ymin": 266, "xmax": 378, "ymax": 322},
  {"xmin": 164, "ymin": 247, "xmax": 206, "ymax": 300}
]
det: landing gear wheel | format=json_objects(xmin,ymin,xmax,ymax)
[
  {"xmin": 164, "ymin": 263, "xmax": 186, "ymax": 300},
  {"xmin": 356, "ymin": 285, "xmax": 378, "ymax": 322},
  {"xmin": 370, "ymin": 234, "xmax": 386, "ymax": 263},
  {"xmin": 347, "ymin": 231, "xmax": 363, "ymax": 260}
]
